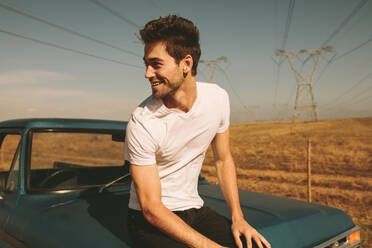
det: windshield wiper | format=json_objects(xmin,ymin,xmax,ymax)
[{"xmin": 98, "ymin": 172, "xmax": 130, "ymax": 193}]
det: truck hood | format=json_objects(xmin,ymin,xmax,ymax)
[
  {"xmin": 199, "ymin": 184, "xmax": 355, "ymax": 248},
  {"xmin": 12, "ymin": 185, "xmax": 355, "ymax": 248},
  {"xmin": 12, "ymin": 189, "xmax": 132, "ymax": 248}
]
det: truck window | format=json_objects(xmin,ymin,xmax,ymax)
[{"xmin": 0, "ymin": 133, "xmax": 21, "ymax": 192}]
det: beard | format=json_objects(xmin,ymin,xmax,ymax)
[{"xmin": 151, "ymin": 76, "xmax": 184, "ymax": 100}]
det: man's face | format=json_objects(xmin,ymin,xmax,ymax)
[{"xmin": 143, "ymin": 41, "xmax": 184, "ymax": 99}]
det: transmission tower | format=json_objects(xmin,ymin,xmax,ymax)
[
  {"xmin": 244, "ymin": 105, "xmax": 260, "ymax": 122},
  {"xmin": 199, "ymin": 56, "xmax": 227, "ymax": 82},
  {"xmin": 272, "ymin": 103, "xmax": 289, "ymax": 121},
  {"xmin": 275, "ymin": 47, "xmax": 334, "ymax": 121}
]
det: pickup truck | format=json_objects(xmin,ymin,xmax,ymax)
[{"xmin": 0, "ymin": 118, "xmax": 361, "ymax": 247}]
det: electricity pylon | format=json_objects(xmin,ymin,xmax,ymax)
[
  {"xmin": 199, "ymin": 56, "xmax": 227, "ymax": 82},
  {"xmin": 245, "ymin": 105, "xmax": 260, "ymax": 122},
  {"xmin": 272, "ymin": 103, "xmax": 289, "ymax": 121},
  {"xmin": 275, "ymin": 46, "xmax": 334, "ymax": 121}
]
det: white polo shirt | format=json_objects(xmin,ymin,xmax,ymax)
[{"xmin": 125, "ymin": 82, "xmax": 230, "ymax": 211}]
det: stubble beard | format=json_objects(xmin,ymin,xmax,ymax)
[{"xmin": 152, "ymin": 77, "xmax": 184, "ymax": 101}]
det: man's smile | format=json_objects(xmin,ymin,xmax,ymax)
[{"xmin": 151, "ymin": 79, "xmax": 165, "ymax": 87}]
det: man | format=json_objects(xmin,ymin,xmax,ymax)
[{"xmin": 125, "ymin": 15, "xmax": 271, "ymax": 248}]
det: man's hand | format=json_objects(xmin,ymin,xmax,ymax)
[{"xmin": 231, "ymin": 218, "xmax": 271, "ymax": 248}]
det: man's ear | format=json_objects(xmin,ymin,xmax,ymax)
[{"xmin": 182, "ymin": 55, "xmax": 193, "ymax": 75}]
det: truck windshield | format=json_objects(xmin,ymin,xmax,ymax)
[{"xmin": 28, "ymin": 130, "xmax": 129, "ymax": 192}]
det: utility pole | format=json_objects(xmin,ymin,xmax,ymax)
[
  {"xmin": 199, "ymin": 56, "xmax": 227, "ymax": 82},
  {"xmin": 275, "ymin": 47, "xmax": 334, "ymax": 121}
]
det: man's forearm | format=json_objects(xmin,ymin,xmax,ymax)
[
  {"xmin": 215, "ymin": 156, "xmax": 244, "ymax": 220},
  {"xmin": 142, "ymin": 202, "xmax": 224, "ymax": 248},
  {"xmin": 213, "ymin": 151, "xmax": 272, "ymax": 248}
]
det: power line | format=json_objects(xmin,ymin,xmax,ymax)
[
  {"xmin": 273, "ymin": 0, "xmax": 295, "ymax": 110},
  {"xmin": 216, "ymin": 64, "xmax": 249, "ymax": 114},
  {"xmin": 0, "ymin": 2, "xmax": 141, "ymax": 58},
  {"xmin": 321, "ymin": 0, "xmax": 368, "ymax": 48},
  {"xmin": 197, "ymin": 65, "xmax": 209, "ymax": 82},
  {"xmin": 301, "ymin": 1, "xmax": 370, "ymax": 93},
  {"xmin": 273, "ymin": 63, "xmax": 281, "ymax": 106},
  {"xmin": 333, "ymin": 37, "xmax": 372, "ymax": 62},
  {"xmin": 331, "ymin": 71, "xmax": 372, "ymax": 106},
  {"xmin": 87, "ymin": 0, "xmax": 141, "ymax": 29},
  {"xmin": 302, "ymin": 0, "xmax": 368, "ymax": 65},
  {"xmin": 337, "ymin": 1, "xmax": 372, "ymax": 41},
  {"xmin": 313, "ymin": 36, "xmax": 372, "ymax": 87},
  {"xmin": 353, "ymin": 86, "xmax": 372, "ymax": 104},
  {"xmin": 321, "ymin": 70, "xmax": 372, "ymax": 108},
  {"xmin": 350, "ymin": 82, "xmax": 372, "ymax": 104},
  {"xmin": 199, "ymin": 57, "xmax": 227, "ymax": 83},
  {"xmin": 312, "ymin": 54, "xmax": 337, "ymax": 87},
  {"xmin": 281, "ymin": 0, "xmax": 295, "ymax": 50},
  {"xmin": 0, "ymin": 28, "xmax": 143, "ymax": 69}
]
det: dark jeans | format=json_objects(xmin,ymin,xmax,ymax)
[{"xmin": 127, "ymin": 206, "xmax": 241, "ymax": 248}]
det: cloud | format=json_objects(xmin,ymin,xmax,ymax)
[{"xmin": 0, "ymin": 70, "xmax": 76, "ymax": 85}]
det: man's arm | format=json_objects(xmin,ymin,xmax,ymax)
[
  {"xmin": 130, "ymin": 164, "xmax": 225, "ymax": 248},
  {"xmin": 211, "ymin": 128, "xmax": 271, "ymax": 248}
]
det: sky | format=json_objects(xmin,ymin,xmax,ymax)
[{"xmin": 0, "ymin": 0, "xmax": 371, "ymax": 123}]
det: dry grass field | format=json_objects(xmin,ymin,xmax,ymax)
[{"xmin": 202, "ymin": 117, "xmax": 372, "ymax": 247}]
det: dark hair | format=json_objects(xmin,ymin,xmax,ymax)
[{"xmin": 140, "ymin": 15, "xmax": 201, "ymax": 76}]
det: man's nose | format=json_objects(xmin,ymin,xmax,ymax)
[{"xmin": 145, "ymin": 66, "xmax": 155, "ymax": 79}]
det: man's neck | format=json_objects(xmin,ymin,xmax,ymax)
[{"xmin": 163, "ymin": 78, "xmax": 197, "ymax": 113}]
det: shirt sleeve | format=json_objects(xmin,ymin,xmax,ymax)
[
  {"xmin": 124, "ymin": 115, "xmax": 157, "ymax": 166},
  {"xmin": 217, "ymin": 90, "xmax": 230, "ymax": 133}
]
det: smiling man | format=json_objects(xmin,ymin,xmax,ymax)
[{"xmin": 125, "ymin": 15, "xmax": 270, "ymax": 248}]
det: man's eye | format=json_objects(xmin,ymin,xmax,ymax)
[{"xmin": 152, "ymin": 63, "xmax": 161, "ymax": 68}]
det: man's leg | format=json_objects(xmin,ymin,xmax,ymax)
[
  {"xmin": 127, "ymin": 209, "xmax": 188, "ymax": 248},
  {"xmin": 191, "ymin": 206, "xmax": 243, "ymax": 248},
  {"xmin": 127, "ymin": 207, "xmax": 244, "ymax": 248}
]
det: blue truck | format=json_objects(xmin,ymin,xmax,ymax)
[{"xmin": 0, "ymin": 118, "xmax": 361, "ymax": 247}]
